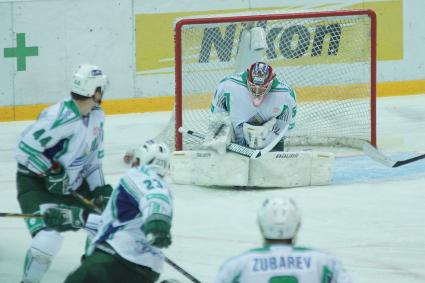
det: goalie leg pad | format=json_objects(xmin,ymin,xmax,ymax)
[
  {"xmin": 170, "ymin": 150, "xmax": 249, "ymax": 186},
  {"xmin": 22, "ymin": 230, "xmax": 63, "ymax": 283},
  {"xmin": 248, "ymin": 151, "xmax": 334, "ymax": 187}
]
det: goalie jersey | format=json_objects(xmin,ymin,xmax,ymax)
[
  {"xmin": 211, "ymin": 71, "xmax": 297, "ymax": 146},
  {"xmin": 91, "ymin": 166, "xmax": 173, "ymax": 273},
  {"xmin": 15, "ymin": 98, "xmax": 105, "ymax": 191},
  {"xmin": 214, "ymin": 244, "xmax": 352, "ymax": 283}
]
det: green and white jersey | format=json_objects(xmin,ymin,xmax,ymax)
[
  {"xmin": 211, "ymin": 71, "xmax": 297, "ymax": 147},
  {"xmin": 16, "ymin": 98, "xmax": 105, "ymax": 191},
  {"xmin": 214, "ymin": 244, "xmax": 352, "ymax": 283},
  {"xmin": 92, "ymin": 166, "xmax": 173, "ymax": 273}
]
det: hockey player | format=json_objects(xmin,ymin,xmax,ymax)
[
  {"xmin": 214, "ymin": 197, "xmax": 352, "ymax": 283},
  {"xmin": 43, "ymin": 141, "xmax": 173, "ymax": 283},
  {"xmin": 203, "ymin": 61, "xmax": 297, "ymax": 153},
  {"xmin": 15, "ymin": 64, "xmax": 113, "ymax": 283},
  {"xmin": 123, "ymin": 61, "xmax": 296, "ymax": 163}
]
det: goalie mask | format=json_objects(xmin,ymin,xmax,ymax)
[
  {"xmin": 247, "ymin": 62, "xmax": 275, "ymax": 106},
  {"xmin": 257, "ymin": 197, "xmax": 301, "ymax": 240},
  {"xmin": 134, "ymin": 141, "xmax": 170, "ymax": 176},
  {"xmin": 71, "ymin": 64, "xmax": 108, "ymax": 102}
]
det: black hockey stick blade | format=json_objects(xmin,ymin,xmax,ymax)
[
  {"xmin": 362, "ymin": 142, "xmax": 425, "ymax": 168},
  {"xmin": 392, "ymin": 153, "xmax": 425, "ymax": 167},
  {"xmin": 178, "ymin": 127, "xmax": 205, "ymax": 140}
]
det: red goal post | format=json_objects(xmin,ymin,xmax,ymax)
[{"xmin": 163, "ymin": 9, "xmax": 376, "ymax": 151}]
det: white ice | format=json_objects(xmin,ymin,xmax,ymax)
[{"xmin": 1, "ymin": 95, "xmax": 425, "ymax": 283}]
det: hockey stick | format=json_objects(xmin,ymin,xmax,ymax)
[
  {"xmin": 179, "ymin": 127, "xmax": 255, "ymax": 158},
  {"xmin": 164, "ymin": 257, "xmax": 201, "ymax": 283},
  {"xmin": 73, "ymin": 192, "xmax": 201, "ymax": 283},
  {"xmin": 179, "ymin": 123, "xmax": 289, "ymax": 159},
  {"xmin": 0, "ymin": 212, "xmax": 44, "ymax": 218},
  {"xmin": 363, "ymin": 142, "xmax": 425, "ymax": 168},
  {"xmin": 70, "ymin": 190, "xmax": 102, "ymax": 214}
]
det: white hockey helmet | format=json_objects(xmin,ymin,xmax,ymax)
[
  {"xmin": 134, "ymin": 141, "xmax": 170, "ymax": 176},
  {"xmin": 247, "ymin": 62, "xmax": 275, "ymax": 106},
  {"xmin": 257, "ymin": 196, "xmax": 301, "ymax": 240},
  {"xmin": 71, "ymin": 64, "xmax": 108, "ymax": 97}
]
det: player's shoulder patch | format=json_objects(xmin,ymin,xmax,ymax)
[
  {"xmin": 219, "ymin": 71, "xmax": 247, "ymax": 88},
  {"xmin": 271, "ymin": 81, "xmax": 297, "ymax": 101},
  {"xmin": 120, "ymin": 170, "xmax": 144, "ymax": 197},
  {"xmin": 50, "ymin": 99, "xmax": 81, "ymax": 129}
]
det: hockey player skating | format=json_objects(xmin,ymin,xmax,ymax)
[
  {"xmin": 15, "ymin": 64, "xmax": 113, "ymax": 283},
  {"xmin": 43, "ymin": 141, "xmax": 174, "ymax": 283},
  {"xmin": 202, "ymin": 61, "xmax": 297, "ymax": 154},
  {"xmin": 214, "ymin": 197, "xmax": 352, "ymax": 283}
]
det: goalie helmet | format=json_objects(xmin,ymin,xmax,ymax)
[
  {"xmin": 247, "ymin": 62, "xmax": 275, "ymax": 106},
  {"xmin": 257, "ymin": 196, "xmax": 301, "ymax": 240},
  {"xmin": 134, "ymin": 141, "xmax": 170, "ymax": 176},
  {"xmin": 70, "ymin": 64, "xmax": 108, "ymax": 97}
]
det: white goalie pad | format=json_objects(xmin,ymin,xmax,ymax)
[
  {"xmin": 170, "ymin": 150, "xmax": 249, "ymax": 186},
  {"xmin": 170, "ymin": 150, "xmax": 334, "ymax": 187},
  {"xmin": 249, "ymin": 151, "xmax": 334, "ymax": 187}
]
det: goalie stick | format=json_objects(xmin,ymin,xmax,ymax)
[
  {"xmin": 179, "ymin": 123, "xmax": 289, "ymax": 159},
  {"xmin": 363, "ymin": 142, "xmax": 425, "ymax": 168}
]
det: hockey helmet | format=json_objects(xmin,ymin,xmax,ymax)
[
  {"xmin": 134, "ymin": 140, "xmax": 170, "ymax": 176},
  {"xmin": 257, "ymin": 196, "xmax": 301, "ymax": 240},
  {"xmin": 71, "ymin": 64, "xmax": 108, "ymax": 97},
  {"xmin": 247, "ymin": 62, "xmax": 275, "ymax": 106}
]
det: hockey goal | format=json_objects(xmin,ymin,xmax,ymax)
[{"xmin": 156, "ymin": 9, "xmax": 376, "ymax": 151}]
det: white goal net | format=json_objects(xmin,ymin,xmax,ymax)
[{"xmin": 156, "ymin": 9, "xmax": 377, "ymax": 151}]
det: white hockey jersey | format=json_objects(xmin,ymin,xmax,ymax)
[
  {"xmin": 91, "ymin": 166, "xmax": 173, "ymax": 273},
  {"xmin": 214, "ymin": 244, "xmax": 352, "ymax": 283},
  {"xmin": 211, "ymin": 71, "xmax": 297, "ymax": 146},
  {"xmin": 15, "ymin": 98, "xmax": 105, "ymax": 191}
]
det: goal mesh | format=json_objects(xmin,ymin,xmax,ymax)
[{"xmin": 156, "ymin": 10, "xmax": 376, "ymax": 151}]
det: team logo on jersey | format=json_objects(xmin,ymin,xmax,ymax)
[{"xmin": 272, "ymin": 107, "xmax": 281, "ymax": 113}]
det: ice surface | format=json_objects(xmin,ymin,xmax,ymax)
[{"xmin": 1, "ymin": 95, "xmax": 424, "ymax": 283}]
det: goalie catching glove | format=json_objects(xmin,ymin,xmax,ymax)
[
  {"xmin": 200, "ymin": 112, "xmax": 233, "ymax": 154},
  {"xmin": 142, "ymin": 214, "xmax": 172, "ymax": 248},
  {"xmin": 242, "ymin": 117, "xmax": 277, "ymax": 149}
]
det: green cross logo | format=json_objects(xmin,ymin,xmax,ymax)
[{"xmin": 4, "ymin": 33, "xmax": 39, "ymax": 71}]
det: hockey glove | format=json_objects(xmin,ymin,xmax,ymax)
[
  {"xmin": 92, "ymin": 184, "xmax": 113, "ymax": 211},
  {"xmin": 43, "ymin": 204, "xmax": 87, "ymax": 232},
  {"xmin": 45, "ymin": 163, "xmax": 69, "ymax": 195},
  {"xmin": 242, "ymin": 117, "xmax": 276, "ymax": 149},
  {"xmin": 201, "ymin": 112, "xmax": 233, "ymax": 154},
  {"xmin": 142, "ymin": 214, "xmax": 172, "ymax": 248}
]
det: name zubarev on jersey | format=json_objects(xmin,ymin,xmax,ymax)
[
  {"xmin": 252, "ymin": 256, "xmax": 312, "ymax": 272},
  {"xmin": 199, "ymin": 21, "xmax": 342, "ymax": 63}
]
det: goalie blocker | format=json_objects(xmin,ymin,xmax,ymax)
[{"xmin": 170, "ymin": 150, "xmax": 334, "ymax": 187}]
